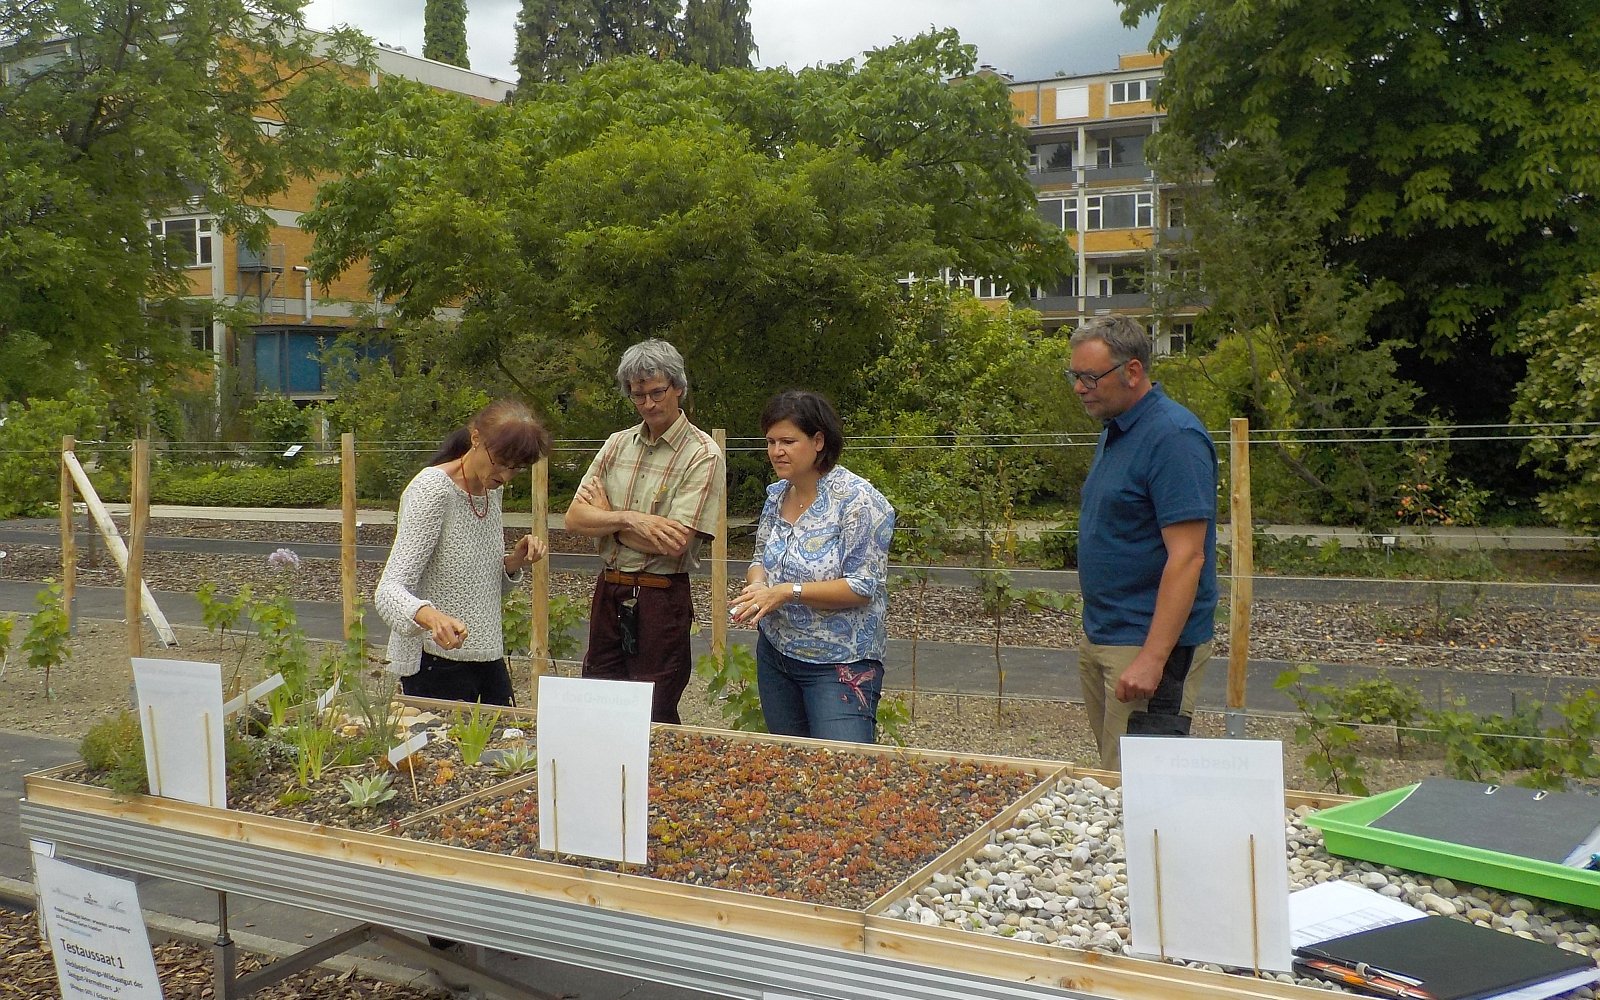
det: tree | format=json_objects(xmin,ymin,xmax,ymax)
[
  {"xmin": 1509, "ymin": 277, "xmax": 1600, "ymax": 533},
  {"xmin": 679, "ymin": 0, "xmax": 754, "ymax": 71},
  {"xmin": 303, "ymin": 31, "xmax": 1071, "ymax": 439},
  {"xmin": 1152, "ymin": 140, "xmax": 1423, "ymax": 525},
  {"xmin": 424, "ymin": 0, "xmax": 470, "ymax": 68},
  {"xmin": 1118, "ymin": 0, "xmax": 1600, "ymax": 421},
  {"xmin": 514, "ymin": 0, "xmax": 679, "ymax": 86},
  {"xmin": 0, "ymin": 1, "xmax": 369, "ymax": 405}
]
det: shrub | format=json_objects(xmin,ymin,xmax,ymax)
[
  {"xmin": 153, "ymin": 465, "xmax": 342, "ymax": 507},
  {"xmin": 246, "ymin": 395, "xmax": 313, "ymax": 468}
]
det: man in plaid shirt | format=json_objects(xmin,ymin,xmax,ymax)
[{"xmin": 565, "ymin": 339, "xmax": 726, "ymax": 723}]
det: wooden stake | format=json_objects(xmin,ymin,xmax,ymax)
[
  {"xmin": 126, "ymin": 439, "xmax": 149, "ymax": 660},
  {"xmin": 710, "ymin": 429, "xmax": 728, "ymax": 662},
  {"xmin": 407, "ymin": 758, "xmax": 419, "ymax": 803},
  {"xmin": 146, "ymin": 706, "xmax": 162, "ymax": 793},
  {"xmin": 60, "ymin": 435, "xmax": 76, "ymax": 633},
  {"xmin": 203, "ymin": 713, "xmax": 215, "ymax": 807},
  {"xmin": 1227, "ymin": 418, "xmax": 1253, "ymax": 720},
  {"xmin": 531, "ymin": 457, "xmax": 549, "ymax": 703},
  {"xmin": 550, "ymin": 757, "xmax": 560, "ymax": 862},
  {"xmin": 1152, "ymin": 828, "xmax": 1167, "ymax": 961},
  {"xmin": 340, "ymin": 433, "xmax": 357, "ymax": 640},
  {"xmin": 1248, "ymin": 833, "xmax": 1260, "ymax": 977},
  {"xmin": 620, "ymin": 763, "xmax": 628, "ymax": 871}
]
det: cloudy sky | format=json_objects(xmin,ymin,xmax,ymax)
[{"xmin": 301, "ymin": 1, "xmax": 1154, "ymax": 85}]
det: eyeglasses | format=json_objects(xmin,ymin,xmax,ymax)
[
  {"xmin": 482, "ymin": 446, "xmax": 521, "ymax": 475},
  {"xmin": 628, "ymin": 386, "xmax": 673, "ymax": 405},
  {"xmin": 1064, "ymin": 361, "xmax": 1126, "ymax": 389}
]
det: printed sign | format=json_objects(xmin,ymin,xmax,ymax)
[
  {"xmin": 132, "ymin": 658, "xmax": 226, "ymax": 807},
  {"xmin": 537, "ymin": 676, "xmax": 652, "ymax": 864},
  {"xmin": 34, "ymin": 854, "xmax": 164, "ymax": 1000}
]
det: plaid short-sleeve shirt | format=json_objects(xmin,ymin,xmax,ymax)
[{"xmin": 578, "ymin": 411, "xmax": 725, "ymax": 574}]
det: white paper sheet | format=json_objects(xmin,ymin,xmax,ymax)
[
  {"xmin": 537, "ymin": 676, "xmax": 652, "ymax": 864},
  {"xmin": 132, "ymin": 657, "xmax": 226, "ymax": 807},
  {"xmin": 1121, "ymin": 736, "xmax": 1293, "ymax": 971}
]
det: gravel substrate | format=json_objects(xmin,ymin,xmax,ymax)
[{"xmin": 885, "ymin": 775, "xmax": 1600, "ymax": 995}]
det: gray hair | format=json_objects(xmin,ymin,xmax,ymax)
[
  {"xmin": 615, "ymin": 338, "xmax": 689, "ymax": 395},
  {"xmin": 1070, "ymin": 315, "xmax": 1151, "ymax": 370}
]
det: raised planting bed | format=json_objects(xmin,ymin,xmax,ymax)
[{"xmin": 401, "ymin": 728, "xmax": 1051, "ymax": 910}]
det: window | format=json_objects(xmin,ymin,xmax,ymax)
[
  {"xmin": 189, "ymin": 319, "xmax": 215, "ymax": 353},
  {"xmin": 1095, "ymin": 134, "xmax": 1146, "ymax": 169},
  {"xmin": 1163, "ymin": 323, "xmax": 1194, "ymax": 356},
  {"xmin": 150, "ymin": 217, "xmax": 214, "ymax": 267},
  {"xmin": 1035, "ymin": 274, "xmax": 1079, "ymax": 299},
  {"xmin": 1167, "ymin": 194, "xmax": 1186, "ymax": 229},
  {"xmin": 1094, "ymin": 264, "xmax": 1144, "ymax": 297},
  {"xmin": 1055, "ymin": 84, "xmax": 1089, "ymax": 119},
  {"xmin": 1035, "ymin": 198, "xmax": 1064, "ymax": 229},
  {"xmin": 1082, "ymin": 192, "xmax": 1153, "ymax": 230},
  {"xmin": 1109, "ymin": 78, "xmax": 1159, "ymax": 104}
]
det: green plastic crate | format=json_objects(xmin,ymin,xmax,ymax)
[{"xmin": 1306, "ymin": 783, "xmax": 1600, "ymax": 911}]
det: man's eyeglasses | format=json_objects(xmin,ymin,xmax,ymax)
[
  {"xmin": 629, "ymin": 386, "xmax": 673, "ymax": 404},
  {"xmin": 1064, "ymin": 361, "xmax": 1126, "ymax": 389}
]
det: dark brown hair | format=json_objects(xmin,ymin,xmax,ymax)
[
  {"xmin": 759, "ymin": 390, "xmax": 844, "ymax": 474},
  {"xmin": 428, "ymin": 399, "xmax": 550, "ymax": 469}
]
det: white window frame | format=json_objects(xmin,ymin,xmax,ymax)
[
  {"xmin": 1109, "ymin": 78, "xmax": 1159, "ymax": 104},
  {"xmin": 150, "ymin": 216, "xmax": 214, "ymax": 268}
]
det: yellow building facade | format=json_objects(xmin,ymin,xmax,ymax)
[
  {"xmin": 162, "ymin": 41, "xmax": 513, "ymax": 401},
  {"xmin": 1006, "ymin": 52, "xmax": 1196, "ymax": 355}
]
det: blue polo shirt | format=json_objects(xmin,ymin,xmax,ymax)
[{"xmin": 1078, "ymin": 383, "xmax": 1218, "ymax": 646}]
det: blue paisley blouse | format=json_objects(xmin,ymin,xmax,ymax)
[{"xmin": 751, "ymin": 466, "xmax": 896, "ymax": 664}]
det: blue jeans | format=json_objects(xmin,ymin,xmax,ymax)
[{"xmin": 755, "ymin": 632, "xmax": 882, "ymax": 743}]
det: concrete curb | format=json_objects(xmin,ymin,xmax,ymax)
[{"xmin": 0, "ymin": 874, "xmax": 438, "ymax": 991}]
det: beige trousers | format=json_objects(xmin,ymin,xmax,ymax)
[{"xmin": 1078, "ymin": 639, "xmax": 1213, "ymax": 771}]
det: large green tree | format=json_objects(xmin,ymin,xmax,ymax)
[
  {"xmin": 303, "ymin": 30, "xmax": 1071, "ymax": 438},
  {"xmin": 1510, "ymin": 277, "xmax": 1600, "ymax": 533},
  {"xmin": 680, "ymin": 0, "xmax": 754, "ymax": 71},
  {"xmin": 514, "ymin": 0, "xmax": 679, "ymax": 85},
  {"xmin": 0, "ymin": 1, "xmax": 368, "ymax": 405},
  {"xmin": 424, "ymin": 0, "xmax": 470, "ymax": 68},
  {"xmin": 1120, "ymin": 0, "xmax": 1600, "ymax": 421}
]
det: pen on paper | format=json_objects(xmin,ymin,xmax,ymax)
[{"xmin": 1296, "ymin": 957, "xmax": 1435, "ymax": 1000}]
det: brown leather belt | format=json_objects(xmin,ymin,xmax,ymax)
[{"xmin": 602, "ymin": 569, "xmax": 676, "ymax": 589}]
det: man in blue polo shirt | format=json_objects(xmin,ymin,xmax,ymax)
[{"xmin": 1069, "ymin": 315, "xmax": 1217, "ymax": 770}]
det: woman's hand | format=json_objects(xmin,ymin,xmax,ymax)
[
  {"xmin": 731, "ymin": 581, "xmax": 791, "ymax": 625},
  {"xmin": 416, "ymin": 605, "xmax": 468, "ymax": 650},
  {"xmin": 504, "ymin": 534, "xmax": 547, "ymax": 573}
]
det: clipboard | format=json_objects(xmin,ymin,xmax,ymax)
[{"xmin": 1368, "ymin": 779, "xmax": 1600, "ymax": 867}]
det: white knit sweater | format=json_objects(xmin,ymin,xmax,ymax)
[{"xmin": 375, "ymin": 467, "xmax": 521, "ymax": 677}]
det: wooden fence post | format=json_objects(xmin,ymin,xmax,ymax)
[
  {"xmin": 1226, "ymin": 417, "xmax": 1253, "ymax": 739},
  {"xmin": 710, "ymin": 429, "xmax": 728, "ymax": 662},
  {"xmin": 126, "ymin": 439, "xmax": 149, "ymax": 660},
  {"xmin": 341, "ymin": 433, "xmax": 358, "ymax": 641},
  {"xmin": 530, "ymin": 456, "xmax": 550, "ymax": 703},
  {"xmin": 60, "ymin": 435, "xmax": 76, "ymax": 633}
]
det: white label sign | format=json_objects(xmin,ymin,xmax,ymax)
[
  {"xmin": 387, "ymin": 729, "xmax": 431, "ymax": 767},
  {"xmin": 1120, "ymin": 736, "xmax": 1292, "ymax": 972},
  {"xmin": 315, "ymin": 677, "xmax": 341, "ymax": 714},
  {"xmin": 222, "ymin": 673, "xmax": 285, "ymax": 717},
  {"xmin": 537, "ymin": 676, "xmax": 652, "ymax": 864},
  {"xmin": 34, "ymin": 854, "xmax": 164, "ymax": 1000},
  {"xmin": 132, "ymin": 658, "xmax": 226, "ymax": 808}
]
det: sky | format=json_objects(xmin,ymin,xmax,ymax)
[{"xmin": 300, "ymin": 1, "xmax": 1155, "ymax": 86}]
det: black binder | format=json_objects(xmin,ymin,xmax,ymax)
[
  {"xmin": 1368, "ymin": 778, "xmax": 1600, "ymax": 866},
  {"xmin": 1295, "ymin": 915, "xmax": 1596, "ymax": 1000}
]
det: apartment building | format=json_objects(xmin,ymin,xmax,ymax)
[
  {"xmin": 1001, "ymin": 53, "xmax": 1196, "ymax": 354},
  {"xmin": 164, "ymin": 43, "xmax": 513, "ymax": 402}
]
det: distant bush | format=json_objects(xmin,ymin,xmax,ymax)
[{"xmin": 153, "ymin": 465, "xmax": 343, "ymax": 507}]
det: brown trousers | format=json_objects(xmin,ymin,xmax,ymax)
[{"xmin": 581, "ymin": 572, "xmax": 694, "ymax": 724}]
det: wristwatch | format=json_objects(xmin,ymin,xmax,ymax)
[{"xmin": 792, "ymin": 583, "xmax": 803, "ymax": 600}]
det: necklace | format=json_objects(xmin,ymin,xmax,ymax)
[{"xmin": 456, "ymin": 458, "xmax": 490, "ymax": 520}]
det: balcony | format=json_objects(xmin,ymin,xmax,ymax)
[
  {"xmin": 1028, "ymin": 166, "xmax": 1078, "ymax": 189},
  {"xmin": 1083, "ymin": 162, "xmax": 1155, "ymax": 184},
  {"xmin": 1084, "ymin": 293, "xmax": 1150, "ymax": 310}
]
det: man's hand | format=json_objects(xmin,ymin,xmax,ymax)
[
  {"xmin": 504, "ymin": 534, "xmax": 547, "ymax": 573},
  {"xmin": 416, "ymin": 605, "xmax": 468, "ymax": 650},
  {"xmin": 1114, "ymin": 654, "xmax": 1164, "ymax": 703},
  {"xmin": 628, "ymin": 513, "xmax": 694, "ymax": 554}
]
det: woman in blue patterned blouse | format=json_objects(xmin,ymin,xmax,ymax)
[{"xmin": 733, "ymin": 390, "xmax": 896, "ymax": 742}]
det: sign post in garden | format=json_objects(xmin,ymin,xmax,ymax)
[{"xmin": 1228, "ymin": 418, "xmax": 1254, "ymax": 737}]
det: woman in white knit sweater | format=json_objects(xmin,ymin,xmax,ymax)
[{"xmin": 376, "ymin": 399, "xmax": 550, "ymax": 704}]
